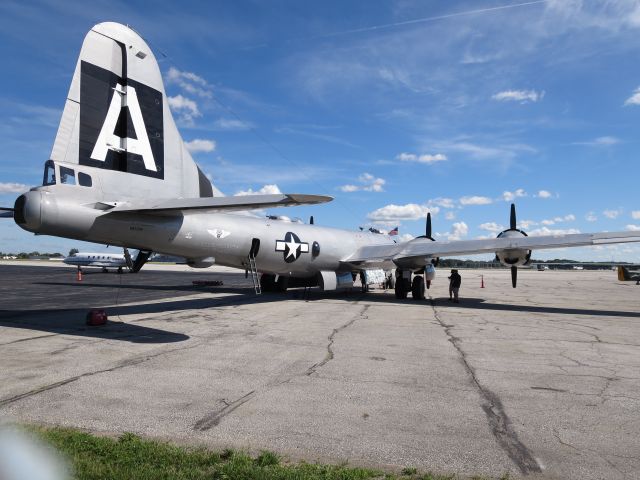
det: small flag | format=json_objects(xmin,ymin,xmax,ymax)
[{"xmin": 388, "ymin": 226, "xmax": 399, "ymax": 236}]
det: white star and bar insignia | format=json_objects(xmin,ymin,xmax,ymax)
[{"xmin": 275, "ymin": 232, "xmax": 309, "ymax": 263}]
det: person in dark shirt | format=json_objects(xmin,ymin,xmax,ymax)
[{"xmin": 448, "ymin": 269, "xmax": 462, "ymax": 303}]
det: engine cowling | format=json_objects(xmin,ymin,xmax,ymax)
[
  {"xmin": 492, "ymin": 203, "xmax": 535, "ymax": 288},
  {"xmin": 187, "ymin": 257, "xmax": 215, "ymax": 268},
  {"xmin": 495, "ymin": 229, "xmax": 532, "ymax": 267}
]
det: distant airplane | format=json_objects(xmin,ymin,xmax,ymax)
[
  {"xmin": 63, "ymin": 252, "xmax": 128, "ymax": 273},
  {"xmin": 2, "ymin": 22, "xmax": 640, "ymax": 299},
  {"xmin": 618, "ymin": 266, "xmax": 640, "ymax": 285}
]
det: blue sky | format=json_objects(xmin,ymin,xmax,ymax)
[{"xmin": 1, "ymin": 0, "xmax": 640, "ymax": 261}]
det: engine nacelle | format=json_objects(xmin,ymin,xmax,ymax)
[
  {"xmin": 424, "ymin": 264, "xmax": 436, "ymax": 281},
  {"xmin": 187, "ymin": 257, "xmax": 216, "ymax": 268},
  {"xmin": 318, "ymin": 271, "xmax": 354, "ymax": 291},
  {"xmin": 495, "ymin": 229, "xmax": 532, "ymax": 267}
]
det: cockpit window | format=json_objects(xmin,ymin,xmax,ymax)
[
  {"xmin": 60, "ymin": 166, "xmax": 76, "ymax": 185},
  {"xmin": 78, "ymin": 172, "xmax": 92, "ymax": 187},
  {"xmin": 43, "ymin": 160, "xmax": 56, "ymax": 186}
]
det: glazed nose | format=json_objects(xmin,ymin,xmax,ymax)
[{"xmin": 14, "ymin": 191, "xmax": 42, "ymax": 231}]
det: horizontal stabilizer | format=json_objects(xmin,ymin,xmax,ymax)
[{"xmin": 102, "ymin": 194, "xmax": 333, "ymax": 214}]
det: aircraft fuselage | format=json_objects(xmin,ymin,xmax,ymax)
[{"xmin": 16, "ymin": 186, "xmax": 394, "ymax": 277}]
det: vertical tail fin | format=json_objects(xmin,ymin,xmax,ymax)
[{"xmin": 49, "ymin": 22, "xmax": 221, "ymax": 200}]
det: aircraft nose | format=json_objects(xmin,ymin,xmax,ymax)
[{"xmin": 14, "ymin": 191, "xmax": 42, "ymax": 232}]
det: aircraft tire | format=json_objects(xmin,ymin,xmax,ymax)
[
  {"xmin": 260, "ymin": 274, "xmax": 276, "ymax": 292},
  {"xmin": 412, "ymin": 275, "xmax": 425, "ymax": 300},
  {"xmin": 275, "ymin": 276, "xmax": 289, "ymax": 293},
  {"xmin": 394, "ymin": 278, "xmax": 408, "ymax": 299}
]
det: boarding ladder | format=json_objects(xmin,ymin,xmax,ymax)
[{"xmin": 248, "ymin": 238, "xmax": 261, "ymax": 295}]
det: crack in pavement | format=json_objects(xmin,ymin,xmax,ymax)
[
  {"xmin": 0, "ymin": 342, "xmax": 202, "ymax": 408},
  {"xmin": 305, "ymin": 304, "xmax": 369, "ymax": 376},
  {"xmin": 428, "ymin": 296, "xmax": 542, "ymax": 475},
  {"xmin": 193, "ymin": 302, "xmax": 369, "ymax": 431},
  {"xmin": 193, "ymin": 390, "xmax": 256, "ymax": 431}
]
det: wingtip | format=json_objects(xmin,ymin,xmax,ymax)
[{"xmin": 285, "ymin": 194, "xmax": 334, "ymax": 204}]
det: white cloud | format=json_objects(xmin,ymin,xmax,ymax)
[
  {"xmin": 398, "ymin": 233, "xmax": 415, "ymax": 242},
  {"xmin": 585, "ymin": 212, "xmax": 598, "ymax": 222},
  {"xmin": 519, "ymin": 219, "xmax": 538, "ymax": 229},
  {"xmin": 502, "ymin": 188, "xmax": 527, "ymax": 201},
  {"xmin": 459, "ymin": 195, "xmax": 493, "ymax": 206},
  {"xmin": 536, "ymin": 190, "xmax": 553, "ymax": 198},
  {"xmin": 540, "ymin": 214, "xmax": 575, "ymax": 226},
  {"xmin": 529, "ymin": 227, "xmax": 581, "ymax": 236},
  {"xmin": 491, "ymin": 89, "xmax": 544, "ymax": 103},
  {"xmin": 624, "ymin": 86, "xmax": 640, "ymax": 106},
  {"xmin": 166, "ymin": 67, "xmax": 212, "ymax": 98},
  {"xmin": 626, "ymin": 224, "xmax": 640, "ymax": 231},
  {"xmin": 445, "ymin": 211, "xmax": 455, "ymax": 221},
  {"xmin": 592, "ymin": 136, "xmax": 619, "ymax": 146},
  {"xmin": 235, "ymin": 184, "xmax": 282, "ymax": 196},
  {"xmin": 446, "ymin": 222, "xmax": 469, "ymax": 241},
  {"xmin": 184, "ymin": 139, "xmax": 216, "ymax": 154},
  {"xmin": 573, "ymin": 136, "xmax": 620, "ymax": 146},
  {"xmin": 427, "ymin": 197, "xmax": 456, "ymax": 209},
  {"xmin": 367, "ymin": 203, "xmax": 438, "ymax": 222},
  {"xmin": 168, "ymin": 95, "xmax": 201, "ymax": 125},
  {"xmin": 0, "ymin": 182, "xmax": 29, "ymax": 194},
  {"xmin": 339, "ymin": 173, "xmax": 385, "ymax": 192},
  {"xmin": 213, "ymin": 118, "xmax": 253, "ymax": 130},
  {"xmin": 603, "ymin": 209, "xmax": 621, "ymax": 219},
  {"xmin": 479, "ymin": 222, "xmax": 504, "ymax": 233},
  {"xmin": 396, "ymin": 152, "xmax": 447, "ymax": 164},
  {"xmin": 632, "ymin": 211, "xmax": 640, "ymax": 220}
]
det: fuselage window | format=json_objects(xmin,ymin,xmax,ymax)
[
  {"xmin": 43, "ymin": 160, "xmax": 56, "ymax": 186},
  {"xmin": 78, "ymin": 172, "xmax": 92, "ymax": 187},
  {"xmin": 60, "ymin": 166, "xmax": 76, "ymax": 185}
]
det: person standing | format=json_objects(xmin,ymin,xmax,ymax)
[{"xmin": 448, "ymin": 269, "xmax": 462, "ymax": 303}]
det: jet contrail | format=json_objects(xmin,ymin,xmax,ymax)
[
  {"xmin": 238, "ymin": 1, "xmax": 549, "ymax": 50},
  {"xmin": 313, "ymin": 0, "xmax": 549, "ymax": 40}
]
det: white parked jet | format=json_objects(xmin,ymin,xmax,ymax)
[
  {"xmin": 63, "ymin": 252, "xmax": 128, "ymax": 273},
  {"xmin": 3, "ymin": 22, "xmax": 640, "ymax": 298}
]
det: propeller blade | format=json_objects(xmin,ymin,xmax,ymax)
[
  {"xmin": 510, "ymin": 203, "xmax": 517, "ymax": 230},
  {"xmin": 0, "ymin": 208, "xmax": 14, "ymax": 218},
  {"xmin": 426, "ymin": 212, "xmax": 432, "ymax": 238},
  {"xmin": 511, "ymin": 266, "xmax": 518, "ymax": 288},
  {"xmin": 310, "ymin": 215, "xmax": 314, "ymax": 225}
]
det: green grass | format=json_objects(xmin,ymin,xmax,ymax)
[{"xmin": 29, "ymin": 425, "xmax": 506, "ymax": 480}]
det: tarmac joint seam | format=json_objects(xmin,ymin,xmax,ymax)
[
  {"xmin": 193, "ymin": 390, "xmax": 256, "ymax": 431},
  {"xmin": 428, "ymin": 296, "xmax": 542, "ymax": 475},
  {"xmin": 0, "ymin": 342, "xmax": 202, "ymax": 408}
]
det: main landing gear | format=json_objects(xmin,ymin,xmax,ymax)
[
  {"xmin": 395, "ymin": 269, "xmax": 428, "ymax": 300},
  {"xmin": 260, "ymin": 274, "xmax": 288, "ymax": 293}
]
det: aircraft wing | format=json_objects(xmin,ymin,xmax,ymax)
[
  {"xmin": 345, "ymin": 231, "xmax": 640, "ymax": 267},
  {"xmin": 102, "ymin": 194, "xmax": 333, "ymax": 214}
]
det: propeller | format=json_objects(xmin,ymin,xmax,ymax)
[
  {"xmin": 416, "ymin": 212, "xmax": 439, "ymax": 266},
  {"xmin": 417, "ymin": 212, "xmax": 435, "ymax": 241},
  {"xmin": 511, "ymin": 266, "xmax": 517, "ymax": 288},
  {"xmin": 0, "ymin": 208, "xmax": 14, "ymax": 219},
  {"xmin": 510, "ymin": 203, "xmax": 517, "ymax": 230},
  {"xmin": 309, "ymin": 215, "xmax": 314, "ymax": 225}
]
